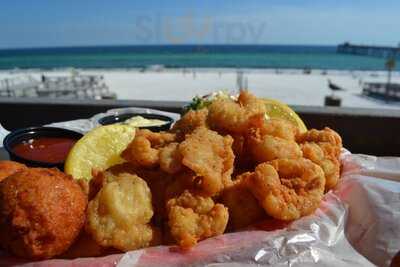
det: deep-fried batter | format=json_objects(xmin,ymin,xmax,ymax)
[
  {"xmin": 248, "ymin": 133, "xmax": 302, "ymax": 163},
  {"xmin": 121, "ymin": 129, "xmax": 176, "ymax": 168},
  {"xmin": 107, "ymin": 163, "xmax": 174, "ymax": 225},
  {"xmin": 159, "ymin": 142, "xmax": 183, "ymax": 174},
  {"xmin": 0, "ymin": 160, "xmax": 27, "ymax": 182},
  {"xmin": 171, "ymin": 108, "xmax": 209, "ymax": 139},
  {"xmin": 301, "ymin": 142, "xmax": 340, "ymax": 191},
  {"xmin": 247, "ymin": 117, "xmax": 302, "ymax": 163},
  {"xmin": 0, "ymin": 168, "xmax": 87, "ymax": 260},
  {"xmin": 246, "ymin": 159, "xmax": 325, "ymax": 221},
  {"xmin": 248, "ymin": 114, "xmax": 299, "ymax": 141},
  {"xmin": 85, "ymin": 172, "xmax": 160, "ymax": 251},
  {"xmin": 296, "ymin": 127, "xmax": 342, "ymax": 158},
  {"xmin": 122, "ymin": 134, "xmax": 160, "ymax": 168},
  {"xmin": 179, "ymin": 127, "xmax": 234, "ymax": 196},
  {"xmin": 220, "ymin": 175, "xmax": 265, "ymax": 230},
  {"xmin": 297, "ymin": 128, "xmax": 342, "ymax": 191},
  {"xmin": 167, "ymin": 190, "xmax": 229, "ymax": 249},
  {"xmin": 207, "ymin": 90, "xmax": 267, "ymax": 134}
]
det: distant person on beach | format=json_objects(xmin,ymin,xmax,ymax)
[
  {"xmin": 303, "ymin": 67, "xmax": 312, "ymax": 75},
  {"xmin": 41, "ymin": 74, "xmax": 46, "ymax": 83}
]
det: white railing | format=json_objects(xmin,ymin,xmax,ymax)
[{"xmin": 0, "ymin": 74, "xmax": 113, "ymax": 99}]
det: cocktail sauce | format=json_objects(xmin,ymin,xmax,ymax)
[{"xmin": 12, "ymin": 137, "xmax": 76, "ymax": 164}]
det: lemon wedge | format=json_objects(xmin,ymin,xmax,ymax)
[
  {"xmin": 65, "ymin": 124, "xmax": 136, "ymax": 180},
  {"xmin": 263, "ymin": 98, "xmax": 307, "ymax": 133}
]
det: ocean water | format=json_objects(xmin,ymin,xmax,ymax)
[{"xmin": 0, "ymin": 45, "xmax": 396, "ymax": 71}]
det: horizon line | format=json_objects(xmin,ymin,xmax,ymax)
[{"xmin": 0, "ymin": 43, "xmax": 341, "ymax": 51}]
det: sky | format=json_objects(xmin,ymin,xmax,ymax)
[{"xmin": 0, "ymin": 0, "xmax": 399, "ymax": 48}]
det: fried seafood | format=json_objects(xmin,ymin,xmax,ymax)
[
  {"xmin": 0, "ymin": 92, "xmax": 346, "ymax": 259},
  {"xmin": 122, "ymin": 134, "xmax": 159, "ymax": 168},
  {"xmin": 136, "ymin": 129, "xmax": 177, "ymax": 146},
  {"xmin": 220, "ymin": 175, "xmax": 265, "ymax": 230},
  {"xmin": 296, "ymin": 128, "xmax": 342, "ymax": 191},
  {"xmin": 0, "ymin": 168, "xmax": 87, "ymax": 260},
  {"xmin": 171, "ymin": 108, "xmax": 209, "ymax": 138},
  {"xmin": 296, "ymin": 127, "xmax": 342, "ymax": 158},
  {"xmin": 119, "ymin": 125, "xmax": 236, "ymax": 224},
  {"xmin": 246, "ymin": 159, "xmax": 325, "ymax": 221},
  {"xmin": 248, "ymin": 114, "xmax": 299, "ymax": 141},
  {"xmin": 159, "ymin": 142, "xmax": 183, "ymax": 174},
  {"xmin": 135, "ymin": 169, "xmax": 173, "ymax": 225},
  {"xmin": 179, "ymin": 127, "xmax": 235, "ymax": 196},
  {"xmin": 247, "ymin": 117, "xmax": 302, "ymax": 163},
  {"xmin": 107, "ymin": 163, "xmax": 174, "ymax": 225},
  {"xmin": 248, "ymin": 134, "xmax": 302, "ymax": 163},
  {"xmin": 0, "ymin": 160, "xmax": 27, "ymax": 182},
  {"xmin": 167, "ymin": 190, "xmax": 229, "ymax": 249},
  {"xmin": 116, "ymin": 93, "xmax": 342, "ymax": 249},
  {"xmin": 301, "ymin": 142, "xmax": 340, "ymax": 191},
  {"xmin": 207, "ymin": 90, "xmax": 267, "ymax": 134},
  {"xmin": 121, "ymin": 129, "xmax": 176, "ymax": 168},
  {"xmin": 86, "ymin": 172, "xmax": 160, "ymax": 251}
]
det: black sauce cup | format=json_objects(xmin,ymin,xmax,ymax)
[
  {"xmin": 98, "ymin": 113, "xmax": 174, "ymax": 132},
  {"xmin": 3, "ymin": 127, "xmax": 83, "ymax": 170}
]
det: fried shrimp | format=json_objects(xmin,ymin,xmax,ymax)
[
  {"xmin": 167, "ymin": 190, "xmax": 229, "ymax": 249},
  {"xmin": 179, "ymin": 127, "xmax": 234, "ymax": 196},
  {"xmin": 248, "ymin": 134, "xmax": 303, "ymax": 163},
  {"xmin": 0, "ymin": 161, "xmax": 27, "ymax": 182},
  {"xmin": 296, "ymin": 127, "xmax": 342, "ymax": 157},
  {"xmin": 171, "ymin": 108, "xmax": 209, "ymax": 139},
  {"xmin": 246, "ymin": 118, "xmax": 301, "ymax": 164},
  {"xmin": 296, "ymin": 128, "xmax": 342, "ymax": 191},
  {"xmin": 137, "ymin": 129, "xmax": 177, "ymax": 146},
  {"xmin": 121, "ymin": 129, "xmax": 176, "ymax": 168},
  {"xmin": 248, "ymin": 114, "xmax": 299, "ymax": 141},
  {"xmin": 86, "ymin": 172, "xmax": 159, "ymax": 251},
  {"xmin": 246, "ymin": 159, "xmax": 325, "ymax": 221},
  {"xmin": 159, "ymin": 142, "xmax": 183, "ymax": 174},
  {"xmin": 301, "ymin": 142, "xmax": 340, "ymax": 191},
  {"xmin": 207, "ymin": 90, "xmax": 267, "ymax": 134},
  {"xmin": 247, "ymin": 115, "xmax": 302, "ymax": 163},
  {"xmin": 122, "ymin": 134, "xmax": 159, "ymax": 168},
  {"xmin": 220, "ymin": 175, "xmax": 265, "ymax": 230}
]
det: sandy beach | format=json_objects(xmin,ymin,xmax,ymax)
[{"xmin": 1, "ymin": 68, "xmax": 400, "ymax": 110}]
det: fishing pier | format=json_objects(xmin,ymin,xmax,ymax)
[{"xmin": 337, "ymin": 42, "xmax": 400, "ymax": 58}]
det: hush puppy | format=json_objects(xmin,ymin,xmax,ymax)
[
  {"xmin": 0, "ymin": 161, "xmax": 27, "ymax": 182},
  {"xmin": 0, "ymin": 168, "xmax": 87, "ymax": 260}
]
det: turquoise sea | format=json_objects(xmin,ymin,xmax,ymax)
[{"xmin": 0, "ymin": 45, "xmax": 396, "ymax": 71}]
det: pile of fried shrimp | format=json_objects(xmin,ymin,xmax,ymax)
[{"xmin": 0, "ymin": 91, "xmax": 342, "ymax": 260}]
